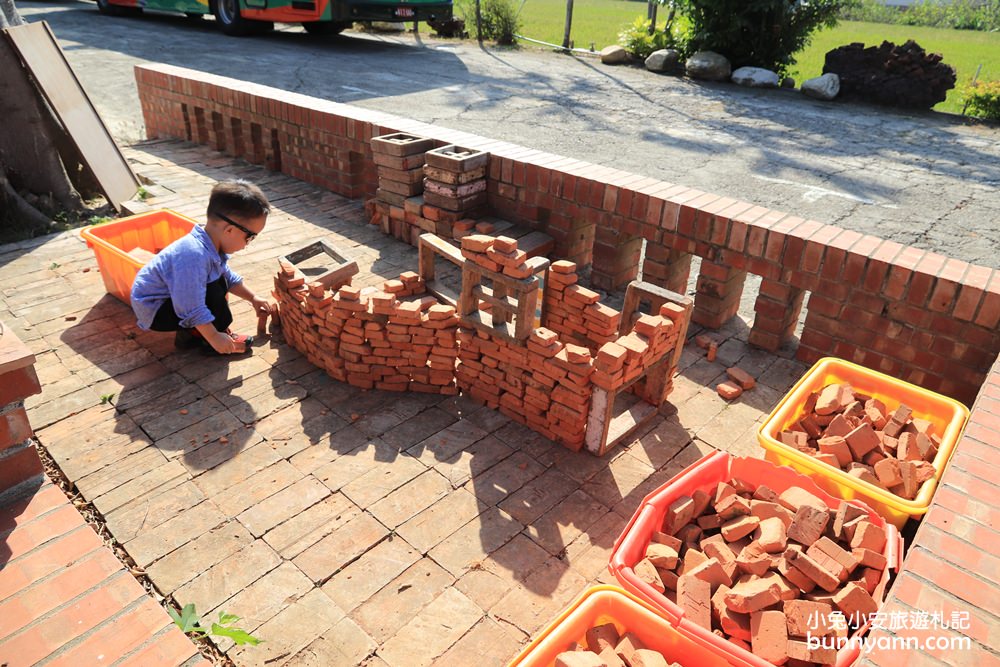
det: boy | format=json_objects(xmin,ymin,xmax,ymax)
[{"xmin": 131, "ymin": 179, "xmax": 272, "ymax": 355}]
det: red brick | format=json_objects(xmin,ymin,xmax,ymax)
[
  {"xmin": 750, "ymin": 610, "xmax": 788, "ymax": 665},
  {"xmin": 114, "ymin": 627, "xmax": 200, "ymax": 667},
  {"xmin": 677, "ymin": 574, "xmax": 712, "ymax": 629},
  {"xmin": 0, "ymin": 407, "xmax": 32, "ymax": 451},
  {"xmin": 0, "ymin": 445, "xmax": 44, "ymax": 493},
  {"xmin": 0, "ymin": 365, "xmax": 42, "ymax": 406},
  {"xmin": 0, "ymin": 483, "xmax": 68, "ymax": 536},
  {"xmin": 44, "ymin": 597, "xmax": 171, "ymax": 667},
  {"xmin": 1, "ymin": 571, "xmax": 146, "ymax": 665},
  {"xmin": 0, "ymin": 525, "xmax": 103, "ymax": 601},
  {"xmin": 716, "ymin": 381, "xmax": 743, "ymax": 401}
]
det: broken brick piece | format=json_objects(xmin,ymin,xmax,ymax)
[
  {"xmin": 784, "ymin": 599, "xmax": 834, "ymax": 638},
  {"xmin": 663, "ymin": 495, "xmax": 697, "ymax": 535},
  {"xmin": 555, "ymin": 652, "xmax": 605, "ymax": 667},
  {"xmin": 777, "ymin": 487, "xmax": 827, "ymax": 514},
  {"xmin": 585, "ymin": 623, "xmax": 620, "ymax": 654},
  {"xmin": 633, "ymin": 558, "xmax": 666, "ymax": 593},
  {"xmin": 786, "ymin": 639, "xmax": 837, "ymax": 665},
  {"xmin": 850, "ymin": 521, "xmax": 887, "ymax": 552},
  {"xmin": 844, "ymin": 423, "xmax": 881, "ymax": 460},
  {"xmin": 677, "ymin": 575, "xmax": 712, "ymax": 629},
  {"xmin": 786, "ymin": 549, "xmax": 840, "ymax": 593},
  {"xmin": 832, "ymin": 581, "xmax": 879, "ymax": 622},
  {"xmin": 724, "ymin": 573, "xmax": 783, "ymax": 613},
  {"xmin": 645, "ymin": 543, "xmax": 679, "ymax": 570},
  {"xmin": 721, "ymin": 515, "xmax": 760, "ymax": 542},
  {"xmin": 818, "ymin": 435, "xmax": 852, "ymax": 468},
  {"xmin": 756, "ymin": 516, "xmax": 788, "ymax": 553},
  {"xmin": 815, "ymin": 383, "xmax": 853, "ymax": 415}
]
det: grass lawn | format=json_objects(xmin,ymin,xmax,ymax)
[{"xmin": 510, "ymin": 0, "xmax": 1000, "ymax": 114}]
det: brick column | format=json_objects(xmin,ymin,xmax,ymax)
[
  {"xmin": 591, "ymin": 226, "xmax": 643, "ymax": 292},
  {"xmin": 641, "ymin": 245, "xmax": 692, "ymax": 295},
  {"xmin": 748, "ymin": 278, "xmax": 805, "ymax": 351},
  {"xmin": 692, "ymin": 260, "xmax": 747, "ymax": 329},
  {"xmin": 0, "ymin": 323, "xmax": 43, "ymax": 498}
]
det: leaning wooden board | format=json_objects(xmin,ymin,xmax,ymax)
[{"xmin": 3, "ymin": 21, "xmax": 137, "ymax": 211}]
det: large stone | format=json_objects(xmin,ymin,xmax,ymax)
[
  {"xmin": 802, "ymin": 73, "xmax": 840, "ymax": 101},
  {"xmin": 600, "ymin": 45, "xmax": 629, "ymax": 65},
  {"xmin": 731, "ymin": 66, "xmax": 779, "ymax": 88},
  {"xmin": 685, "ymin": 51, "xmax": 731, "ymax": 81},
  {"xmin": 645, "ymin": 48, "xmax": 680, "ymax": 73}
]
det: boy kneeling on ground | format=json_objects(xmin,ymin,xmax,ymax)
[{"xmin": 131, "ymin": 179, "xmax": 272, "ymax": 355}]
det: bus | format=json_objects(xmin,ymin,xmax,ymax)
[{"xmin": 95, "ymin": 0, "xmax": 454, "ymax": 36}]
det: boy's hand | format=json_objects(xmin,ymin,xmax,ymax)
[
  {"xmin": 251, "ymin": 296, "xmax": 272, "ymax": 316},
  {"xmin": 208, "ymin": 330, "xmax": 241, "ymax": 354}
]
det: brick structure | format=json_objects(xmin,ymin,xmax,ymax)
[
  {"xmin": 0, "ymin": 323, "xmax": 206, "ymax": 666},
  {"xmin": 134, "ymin": 64, "xmax": 997, "ymax": 406},
  {"xmin": 273, "ymin": 235, "xmax": 690, "ymax": 455}
]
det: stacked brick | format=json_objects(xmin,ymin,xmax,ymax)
[
  {"xmin": 455, "ymin": 326, "xmax": 593, "ymax": 450},
  {"xmin": 592, "ymin": 307, "xmax": 683, "ymax": 398},
  {"xmin": 459, "ymin": 234, "xmax": 535, "ymax": 280},
  {"xmin": 370, "ymin": 133, "xmax": 433, "ymax": 244},
  {"xmin": 633, "ymin": 481, "xmax": 889, "ymax": 667},
  {"xmin": 778, "ymin": 384, "xmax": 941, "ymax": 499},
  {"xmin": 423, "ymin": 145, "xmax": 488, "ymax": 217},
  {"xmin": 543, "ymin": 260, "xmax": 621, "ymax": 351},
  {"xmin": 275, "ymin": 265, "xmax": 459, "ymax": 394}
]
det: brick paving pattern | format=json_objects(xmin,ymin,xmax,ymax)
[{"xmin": 0, "ymin": 140, "xmax": 805, "ymax": 666}]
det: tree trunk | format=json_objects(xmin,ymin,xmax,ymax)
[{"xmin": 0, "ymin": 1, "xmax": 86, "ymax": 236}]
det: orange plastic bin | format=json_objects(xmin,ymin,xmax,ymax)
[
  {"xmin": 608, "ymin": 451, "xmax": 903, "ymax": 667},
  {"xmin": 80, "ymin": 209, "xmax": 196, "ymax": 304},
  {"xmin": 508, "ymin": 585, "xmax": 731, "ymax": 667},
  {"xmin": 758, "ymin": 357, "xmax": 970, "ymax": 529}
]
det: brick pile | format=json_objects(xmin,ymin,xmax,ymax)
[
  {"xmin": 459, "ymin": 234, "xmax": 535, "ymax": 280},
  {"xmin": 370, "ymin": 133, "xmax": 434, "ymax": 244},
  {"xmin": 592, "ymin": 308, "xmax": 683, "ymax": 396},
  {"xmin": 543, "ymin": 260, "xmax": 621, "ymax": 351},
  {"xmin": 275, "ymin": 264, "xmax": 459, "ymax": 394},
  {"xmin": 455, "ymin": 326, "xmax": 593, "ymax": 450},
  {"xmin": 778, "ymin": 384, "xmax": 941, "ymax": 499},
  {"xmin": 555, "ymin": 625, "xmax": 681, "ymax": 666},
  {"xmin": 632, "ymin": 481, "xmax": 889, "ymax": 666}
]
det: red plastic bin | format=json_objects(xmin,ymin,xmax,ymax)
[
  {"xmin": 508, "ymin": 585, "xmax": 731, "ymax": 667},
  {"xmin": 80, "ymin": 209, "xmax": 196, "ymax": 304},
  {"xmin": 609, "ymin": 451, "xmax": 903, "ymax": 667}
]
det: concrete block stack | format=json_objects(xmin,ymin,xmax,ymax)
[
  {"xmin": 630, "ymin": 481, "xmax": 890, "ymax": 667},
  {"xmin": 421, "ymin": 144, "xmax": 489, "ymax": 237},
  {"xmin": 370, "ymin": 133, "xmax": 434, "ymax": 244}
]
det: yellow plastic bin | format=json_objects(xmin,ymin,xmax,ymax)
[
  {"xmin": 508, "ymin": 585, "xmax": 731, "ymax": 667},
  {"xmin": 758, "ymin": 357, "xmax": 969, "ymax": 529},
  {"xmin": 80, "ymin": 209, "xmax": 196, "ymax": 304}
]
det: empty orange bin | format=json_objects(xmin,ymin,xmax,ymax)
[
  {"xmin": 758, "ymin": 357, "xmax": 970, "ymax": 529},
  {"xmin": 508, "ymin": 585, "xmax": 730, "ymax": 667},
  {"xmin": 80, "ymin": 209, "xmax": 196, "ymax": 304}
]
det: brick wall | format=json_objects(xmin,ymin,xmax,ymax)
[
  {"xmin": 134, "ymin": 63, "xmax": 998, "ymax": 406},
  {"xmin": 272, "ymin": 257, "xmax": 685, "ymax": 453},
  {"xmin": 0, "ymin": 328, "xmax": 43, "ymax": 498},
  {"xmin": 859, "ymin": 353, "xmax": 1000, "ymax": 666}
]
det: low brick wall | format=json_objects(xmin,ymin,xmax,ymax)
[
  {"xmin": 134, "ymin": 63, "xmax": 998, "ymax": 406},
  {"xmin": 273, "ymin": 253, "xmax": 685, "ymax": 453}
]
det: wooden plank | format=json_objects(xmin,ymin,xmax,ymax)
[{"xmin": 4, "ymin": 22, "xmax": 137, "ymax": 211}]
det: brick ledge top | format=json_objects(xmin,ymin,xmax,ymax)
[{"xmin": 0, "ymin": 321, "xmax": 36, "ymax": 375}]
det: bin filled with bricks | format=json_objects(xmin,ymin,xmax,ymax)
[
  {"xmin": 776, "ymin": 383, "xmax": 942, "ymax": 500},
  {"xmin": 554, "ymin": 626, "xmax": 683, "ymax": 667},
  {"xmin": 629, "ymin": 479, "xmax": 890, "ymax": 666}
]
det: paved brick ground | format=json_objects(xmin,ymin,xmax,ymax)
[{"xmin": 1, "ymin": 140, "xmax": 809, "ymax": 666}]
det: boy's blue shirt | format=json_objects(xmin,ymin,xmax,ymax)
[{"xmin": 130, "ymin": 224, "xmax": 243, "ymax": 330}]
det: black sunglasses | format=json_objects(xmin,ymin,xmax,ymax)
[{"xmin": 215, "ymin": 211, "xmax": 257, "ymax": 243}]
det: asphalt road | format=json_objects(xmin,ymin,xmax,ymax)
[{"xmin": 19, "ymin": 0, "xmax": 998, "ymax": 269}]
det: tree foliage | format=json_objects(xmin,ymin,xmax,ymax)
[{"xmin": 671, "ymin": 0, "xmax": 846, "ymax": 76}]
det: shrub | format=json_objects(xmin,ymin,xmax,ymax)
[
  {"xmin": 457, "ymin": 0, "xmax": 520, "ymax": 44},
  {"xmin": 673, "ymin": 0, "xmax": 846, "ymax": 76},
  {"xmin": 963, "ymin": 79, "xmax": 1000, "ymax": 120},
  {"xmin": 618, "ymin": 17, "xmax": 675, "ymax": 59}
]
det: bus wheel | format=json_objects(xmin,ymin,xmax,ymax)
[
  {"xmin": 215, "ymin": 0, "xmax": 252, "ymax": 35},
  {"xmin": 302, "ymin": 21, "xmax": 349, "ymax": 35}
]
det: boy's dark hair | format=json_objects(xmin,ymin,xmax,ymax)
[{"xmin": 207, "ymin": 179, "xmax": 270, "ymax": 221}]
